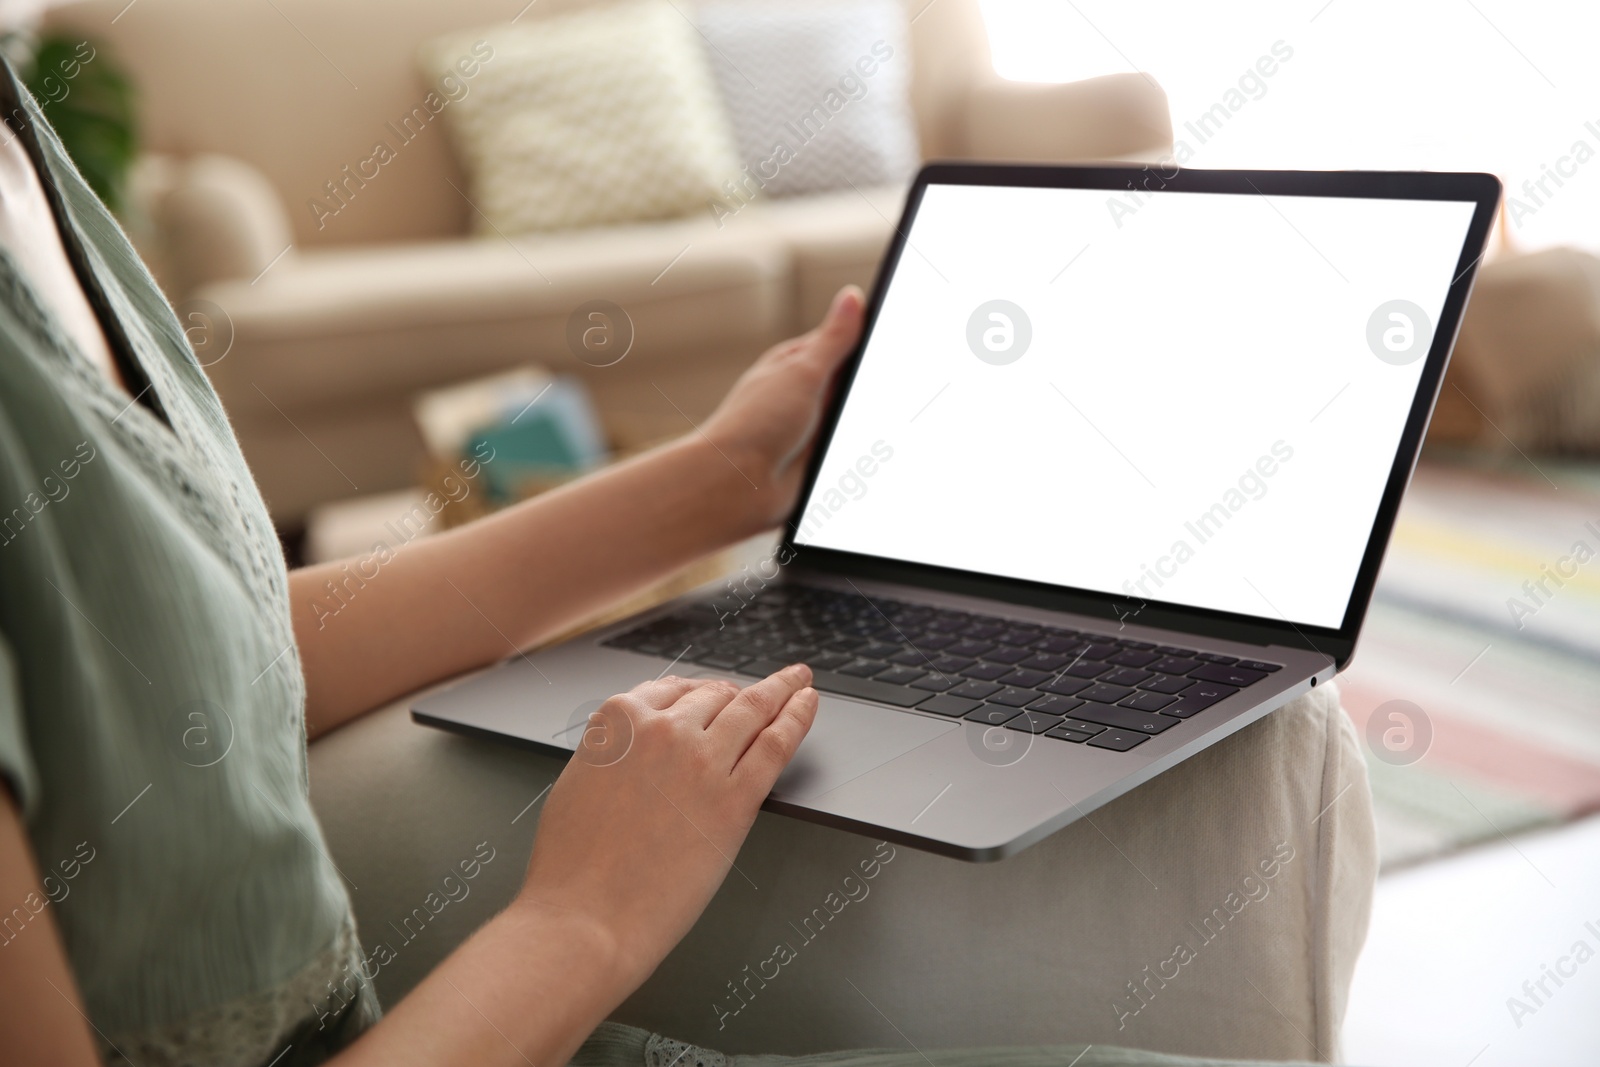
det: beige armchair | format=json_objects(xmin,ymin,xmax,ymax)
[{"xmin": 53, "ymin": 0, "xmax": 1173, "ymax": 525}]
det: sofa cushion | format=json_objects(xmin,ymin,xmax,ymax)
[
  {"xmin": 420, "ymin": 1, "xmax": 741, "ymax": 236},
  {"xmin": 696, "ymin": 0, "xmax": 919, "ymax": 201}
]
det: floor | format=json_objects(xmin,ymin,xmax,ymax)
[{"xmin": 1341, "ymin": 813, "xmax": 1600, "ymax": 1065}]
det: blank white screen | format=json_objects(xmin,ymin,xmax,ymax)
[{"xmin": 794, "ymin": 182, "xmax": 1477, "ymax": 629}]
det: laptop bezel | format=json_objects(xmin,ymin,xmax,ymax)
[{"xmin": 778, "ymin": 162, "xmax": 1502, "ymax": 670}]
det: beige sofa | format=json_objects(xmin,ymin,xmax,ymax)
[{"xmin": 52, "ymin": 0, "xmax": 1173, "ymax": 525}]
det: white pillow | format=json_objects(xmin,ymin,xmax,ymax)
[
  {"xmin": 420, "ymin": 1, "xmax": 741, "ymax": 235},
  {"xmin": 695, "ymin": 0, "xmax": 920, "ymax": 201}
]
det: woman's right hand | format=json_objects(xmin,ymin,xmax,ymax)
[{"xmin": 516, "ymin": 665, "xmax": 819, "ymax": 987}]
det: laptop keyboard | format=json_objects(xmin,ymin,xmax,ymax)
[{"xmin": 601, "ymin": 584, "xmax": 1281, "ymax": 752}]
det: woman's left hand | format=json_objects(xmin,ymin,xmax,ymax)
[{"xmin": 701, "ymin": 285, "xmax": 865, "ymax": 531}]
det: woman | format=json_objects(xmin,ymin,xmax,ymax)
[{"xmin": 0, "ymin": 56, "xmax": 1349, "ymax": 1067}]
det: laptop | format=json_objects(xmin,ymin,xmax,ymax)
[{"xmin": 415, "ymin": 163, "xmax": 1501, "ymax": 861}]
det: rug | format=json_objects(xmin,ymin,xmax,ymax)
[{"xmin": 1340, "ymin": 451, "xmax": 1600, "ymax": 869}]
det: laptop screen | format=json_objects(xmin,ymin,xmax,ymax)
[{"xmin": 791, "ymin": 181, "xmax": 1480, "ymax": 630}]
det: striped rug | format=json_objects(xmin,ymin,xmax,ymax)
[{"xmin": 1341, "ymin": 452, "xmax": 1600, "ymax": 869}]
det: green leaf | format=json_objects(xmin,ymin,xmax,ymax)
[{"xmin": 23, "ymin": 35, "xmax": 139, "ymax": 215}]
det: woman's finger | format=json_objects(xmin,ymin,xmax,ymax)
[
  {"xmin": 798, "ymin": 286, "xmax": 864, "ymax": 376},
  {"xmin": 707, "ymin": 663, "xmax": 811, "ymax": 754},
  {"xmin": 735, "ymin": 686, "xmax": 820, "ymax": 790}
]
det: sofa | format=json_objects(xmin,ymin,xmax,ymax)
[{"xmin": 51, "ymin": 0, "xmax": 1175, "ymax": 526}]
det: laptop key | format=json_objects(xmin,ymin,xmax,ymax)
[
  {"xmin": 1066, "ymin": 703, "xmax": 1177, "ymax": 734},
  {"xmin": 697, "ymin": 652, "xmax": 749, "ymax": 669},
  {"xmin": 1087, "ymin": 729, "xmax": 1150, "ymax": 752},
  {"xmin": 999, "ymin": 667, "xmax": 1051, "ymax": 688},
  {"xmin": 916, "ymin": 694, "xmax": 983, "ymax": 717},
  {"xmin": 1063, "ymin": 660, "xmax": 1110, "ymax": 679},
  {"xmin": 1109, "ymin": 649, "xmax": 1158, "ymax": 668},
  {"xmin": 1138, "ymin": 673, "xmax": 1194, "ymax": 694},
  {"xmin": 909, "ymin": 674, "xmax": 959, "ymax": 693},
  {"xmin": 1118, "ymin": 639, "xmax": 1156, "ymax": 650},
  {"xmin": 961, "ymin": 662, "xmax": 1011, "ymax": 681},
  {"xmin": 1162, "ymin": 681, "xmax": 1237, "ymax": 717},
  {"xmin": 735, "ymin": 658, "xmax": 793, "ymax": 678},
  {"xmin": 1006, "ymin": 710, "xmax": 1065, "ymax": 734},
  {"xmin": 949, "ymin": 679, "xmax": 1003, "ymax": 700},
  {"xmin": 889, "ymin": 648, "xmax": 926, "ymax": 666},
  {"xmin": 1120, "ymin": 690, "xmax": 1177, "ymax": 712},
  {"xmin": 874, "ymin": 666, "xmax": 926, "ymax": 686},
  {"xmin": 1101, "ymin": 667, "xmax": 1153, "ymax": 686},
  {"xmin": 1026, "ymin": 694, "xmax": 1084, "ymax": 716},
  {"xmin": 808, "ymin": 651, "xmax": 854, "ymax": 671},
  {"xmin": 1043, "ymin": 725, "xmax": 1101, "ymax": 744},
  {"xmin": 929, "ymin": 655, "xmax": 976, "ymax": 672},
  {"xmin": 1190, "ymin": 663, "xmax": 1267, "ymax": 687},
  {"xmin": 839, "ymin": 659, "xmax": 886, "ymax": 677},
  {"xmin": 1194, "ymin": 652, "xmax": 1239, "ymax": 665},
  {"xmin": 1019, "ymin": 653, "xmax": 1069, "ymax": 671},
  {"xmin": 966, "ymin": 705, "xmax": 1023, "ymax": 726},
  {"xmin": 983, "ymin": 645, "xmax": 1030, "ymax": 665},
  {"xmin": 1039, "ymin": 675, "xmax": 1092, "ymax": 696},
  {"xmin": 1157, "ymin": 645, "xmax": 1197, "ymax": 656},
  {"xmin": 809, "ymin": 670, "xmax": 926, "ymax": 707},
  {"xmin": 1033, "ymin": 636, "xmax": 1077, "ymax": 654},
  {"xmin": 946, "ymin": 639, "xmax": 994, "ymax": 658},
  {"xmin": 988, "ymin": 686, "xmax": 1041, "ymax": 707},
  {"xmin": 1235, "ymin": 659, "xmax": 1283, "ymax": 673},
  {"xmin": 1079, "ymin": 682, "xmax": 1136, "ymax": 704},
  {"xmin": 1151, "ymin": 656, "xmax": 1203, "ymax": 675},
  {"xmin": 1047, "ymin": 719, "xmax": 1105, "ymax": 738}
]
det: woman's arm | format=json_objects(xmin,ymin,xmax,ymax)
[
  {"xmin": 2, "ymin": 668, "xmax": 821, "ymax": 1067},
  {"xmin": 291, "ymin": 288, "xmax": 864, "ymax": 738},
  {"xmin": 0, "ymin": 792, "xmax": 105, "ymax": 1064}
]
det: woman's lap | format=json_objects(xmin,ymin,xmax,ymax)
[
  {"xmin": 613, "ymin": 682, "xmax": 1374, "ymax": 1061},
  {"xmin": 309, "ymin": 683, "xmax": 1374, "ymax": 1064}
]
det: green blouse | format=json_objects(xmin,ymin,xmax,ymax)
[{"xmin": 0, "ymin": 63, "xmax": 373, "ymax": 1066}]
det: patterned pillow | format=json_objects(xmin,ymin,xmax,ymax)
[
  {"xmin": 420, "ymin": 1, "xmax": 740, "ymax": 235},
  {"xmin": 695, "ymin": 0, "xmax": 920, "ymax": 202}
]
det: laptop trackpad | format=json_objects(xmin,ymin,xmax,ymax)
[{"xmin": 692, "ymin": 674, "xmax": 954, "ymax": 801}]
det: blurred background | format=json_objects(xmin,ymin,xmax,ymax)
[{"xmin": 8, "ymin": 1, "xmax": 1599, "ymax": 1063}]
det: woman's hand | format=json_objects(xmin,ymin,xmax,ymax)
[
  {"xmin": 702, "ymin": 286, "xmax": 866, "ymax": 532},
  {"xmin": 517, "ymin": 665, "xmax": 819, "ymax": 987}
]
